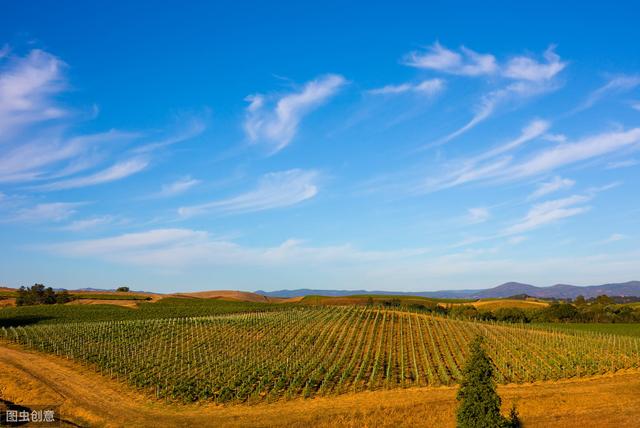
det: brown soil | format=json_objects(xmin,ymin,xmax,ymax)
[
  {"xmin": 1, "ymin": 343, "xmax": 639, "ymax": 427},
  {"xmin": 64, "ymin": 299, "xmax": 141, "ymax": 308}
]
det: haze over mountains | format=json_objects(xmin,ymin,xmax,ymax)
[{"xmin": 257, "ymin": 281, "xmax": 640, "ymax": 300}]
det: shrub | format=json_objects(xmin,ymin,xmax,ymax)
[{"xmin": 456, "ymin": 336, "xmax": 519, "ymax": 428}]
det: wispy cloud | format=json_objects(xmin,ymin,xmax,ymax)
[
  {"xmin": 502, "ymin": 46, "xmax": 566, "ymax": 82},
  {"xmin": 45, "ymin": 228, "xmax": 430, "ymax": 269},
  {"xmin": 154, "ymin": 176, "xmax": 201, "ymax": 198},
  {"xmin": 6, "ymin": 202, "xmax": 84, "ymax": 223},
  {"xmin": 403, "ymin": 42, "xmax": 497, "ymax": 76},
  {"xmin": 466, "ymin": 207, "xmax": 491, "ymax": 224},
  {"xmin": 426, "ymin": 119, "xmax": 550, "ymax": 190},
  {"xmin": 435, "ymin": 80, "xmax": 558, "ymax": 147},
  {"xmin": 428, "ymin": 127, "xmax": 640, "ymax": 191},
  {"xmin": 575, "ymin": 74, "xmax": 640, "ymax": 112},
  {"xmin": 59, "ymin": 215, "xmax": 114, "ymax": 231},
  {"xmin": 35, "ymin": 158, "xmax": 149, "ymax": 191},
  {"xmin": 244, "ymin": 74, "xmax": 346, "ymax": 154},
  {"xmin": 0, "ymin": 48, "xmax": 67, "ymax": 138},
  {"xmin": 132, "ymin": 110, "xmax": 209, "ymax": 153},
  {"xmin": 415, "ymin": 45, "xmax": 565, "ymax": 146},
  {"xmin": 529, "ymin": 176, "xmax": 575, "ymax": 200},
  {"xmin": 0, "ymin": 130, "xmax": 139, "ymax": 183},
  {"xmin": 602, "ymin": 233, "xmax": 627, "ymax": 243},
  {"xmin": 474, "ymin": 119, "xmax": 550, "ymax": 161},
  {"xmin": 0, "ymin": 48, "xmax": 206, "ymax": 190},
  {"xmin": 507, "ymin": 128, "xmax": 640, "ymax": 179},
  {"xmin": 367, "ymin": 78, "xmax": 445, "ymax": 96},
  {"xmin": 178, "ymin": 169, "xmax": 319, "ymax": 218},
  {"xmin": 606, "ymin": 159, "xmax": 638, "ymax": 169},
  {"xmin": 503, "ymin": 194, "xmax": 590, "ymax": 235}
]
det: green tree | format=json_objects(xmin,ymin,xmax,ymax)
[
  {"xmin": 574, "ymin": 295, "xmax": 586, "ymax": 306},
  {"xmin": 456, "ymin": 336, "xmax": 519, "ymax": 428},
  {"xmin": 117, "ymin": 286, "xmax": 130, "ymax": 292}
]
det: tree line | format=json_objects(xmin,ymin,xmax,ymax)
[{"xmin": 392, "ymin": 295, "xmax": 640, "ymax": 323}]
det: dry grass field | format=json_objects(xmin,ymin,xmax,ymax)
[{"xmin": 1, "ymin": 343, "xmax": 639, "ymax": 427}]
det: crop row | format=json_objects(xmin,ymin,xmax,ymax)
[{"xmin": 2, "ymin": 307, "xmax": 639, "ymax": 402}]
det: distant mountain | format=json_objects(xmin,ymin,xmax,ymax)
[{"xmin": 257, "ymin": 281, "xmax": 640, "ymax": 300}]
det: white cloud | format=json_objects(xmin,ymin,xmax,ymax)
[
  {"xmin": 155, "ymin": 176, "xmax": 201, "ymax": 198},
  {"xmin": 466, "ymin": 207, "xmax": 490, "ymax": 224},
  {"xmin": 45, "ymin": 228, "xmax": 430, "ymax": 269},
  {"xmin": 503, "ymin": 46, "xmax": 566, "ymax": 82},
  {"xmin": 244, "ymin": 74, "xmax": 346, "ymax": 153},
  {"xmin": 178, "ymin": 169, "xmax": 319, "ymax": 218},
  {"xmin": 576, "ymin": 75, "xmax": 640, "ymax": 112},
  {"xmin": 0, "ymin": 130, "xmax": 139, "ymax": 183},
  {"xmin": 35, "ymin": 158, "xmax": 149, "ymax": 191},
  {"xmin": 368, "ymin": 78, "xmax": 445, "ymax": 96},
  {"xmin": 434, "ymin": 80, "xmax": 558, "ymax": 146},
  {"xmin": 543, "ymin": 133, "xmax": 567, "ymax": 143},
  {"xmin": 403, "ymin": 42, "xmax": 497, "ymax": 76},
  {"xmin": 475, "ymin": 119, "xmax": 550, "ymax": 161},
  {"xmin": 507, "ymin": 128, "xmax": 640, "ymax": 179},
  {"xmin": 529, "ymin": 176, "xmax": 575, "ymax": 200},
  {"xmin": 8, "ymin": 202, "xmax": 84, "ymax": 223},
  {"xmin": 0, "ymin": 48, "xmax": 205, "ymax": 189},
  {"xmin": 429, "ymin": 127, "xmax": 640, "ymax": 191},
  {"xmin": 0, "ymin": 49, "xmax": 67, "ymax": 138},
  {"xmin": 503, "ymin": 195, "xmax": 590, "ymax": 235},
  {"xmin": 60, "ymin": 216, "xmax": 114, "ymax": 231},
  {"xmin": 603, "ymin": 233, "xmax": 627, "ymax": 243},
  {"xmin": 606, "ymin": 159, "xmax": 638, "ymax": 169},
  {"xmin": 507, "ymin": 235, "xmax": 527, "ymax": 245},
  {"xmin": 633, "ymin": 102, "xmax": 640, "ymax": 111},
  {"xmin": 132, "ymin": 111, "xmax": 209, "ymax": 153}
]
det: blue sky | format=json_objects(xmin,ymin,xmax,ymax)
[{"xmin": 1, "ymin": 1, "xmax": 639, "ymax": 292}]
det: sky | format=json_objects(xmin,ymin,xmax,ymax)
[{"xmin": 1, "ymin": 1, "xmax": 639, "ymax": 293}]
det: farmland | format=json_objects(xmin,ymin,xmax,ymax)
[{"xmin": 2, "ymin": 306, "xmax": 639, "ymax": 403}]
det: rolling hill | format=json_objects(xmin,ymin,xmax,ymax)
[{"xmin": 257, "ymin": 280, "xmax": 640, "ymax": 300}]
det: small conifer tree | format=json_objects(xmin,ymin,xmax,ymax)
[{"xmin": 456, "ymin": 336, "xmax": 519, "ymax": 428}]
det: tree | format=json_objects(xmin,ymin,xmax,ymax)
[
  {"xmin": 117, "ymin": 286, "xmax": 130, "ymax": 292},
  {"xmin": 456, "ymin": 336, "xmax": 519, "ymax": 428},
  {"xmin": 16, "ymin": 284, "xmax": 73, "ymax": 306},
  {"xmin": 574, "ymin": 295, "xmax": 586, "ymax": 306}
]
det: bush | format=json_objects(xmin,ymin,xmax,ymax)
[
  {"xmin": 494, "ymin": 308, "xmax": 530, "ymax": 323},
  {"xmin": 117, "ymin": 286, "xmax": 130, "ymax": 292}
]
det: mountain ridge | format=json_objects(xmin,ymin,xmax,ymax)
[{"xmin": 256, "ymin": 280, "xmax": 640, "ymax": 299}]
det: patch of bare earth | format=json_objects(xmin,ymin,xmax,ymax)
[{"xmin": 1, "ymin": 342, "xmax": 639, "ymax": 427}]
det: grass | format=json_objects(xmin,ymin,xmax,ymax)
[
  {"xmin": 536, "ymin": 323, "xmax": 640, "ymax": 337},
  {"xmin": 299, "ymin": 294, "xmax": 473, "ymax": 306},
  {"xmin": 69, "ymin": 293, "xmax": 152, "ymax": 301},
  {"xmin": 0, "ymin": 297, "xmax": 283, "ymax": 327}
]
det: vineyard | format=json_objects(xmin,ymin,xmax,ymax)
[{"xmin": 2, "ymin": 306, "xmax": 640, "ymax": 403}]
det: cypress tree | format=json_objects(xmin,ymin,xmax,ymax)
[{"xmin": 456, "ymin": 336, "xmax": 516, "ymax": 428}]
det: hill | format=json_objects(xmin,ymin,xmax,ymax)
[{"xmin": 257, "ymin": 280, "xmax": 640, "ymax": 300}]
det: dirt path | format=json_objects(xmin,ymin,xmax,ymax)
[{"xmin": 1, "ymin": 343, "xmax": 639, "ymax": 427}]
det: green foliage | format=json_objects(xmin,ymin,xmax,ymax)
[
  {"xmin": 493, "ymin": 308, "xmax": 529, "ymax": 323},
  {"xmin": 2, "ymin": 307, "xmax": 639, "ymax": 404},
  {"xmin": 538, "ymin": 322, "xmax": 640, "ymax": 337},
  {"xmin": 0, "ymin": 297, "xmax": 283, "ymax": 326},
  {"xmin": 456, "ymin": 336, "xmax": 509, "ymax": 428},
  {"xmin": 116, "ymin": 286, "xmax": 130, "ymax": 292},
  {"xmin": 15, "ymin": 284, "xmax": 71, "ymax": 306}
]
